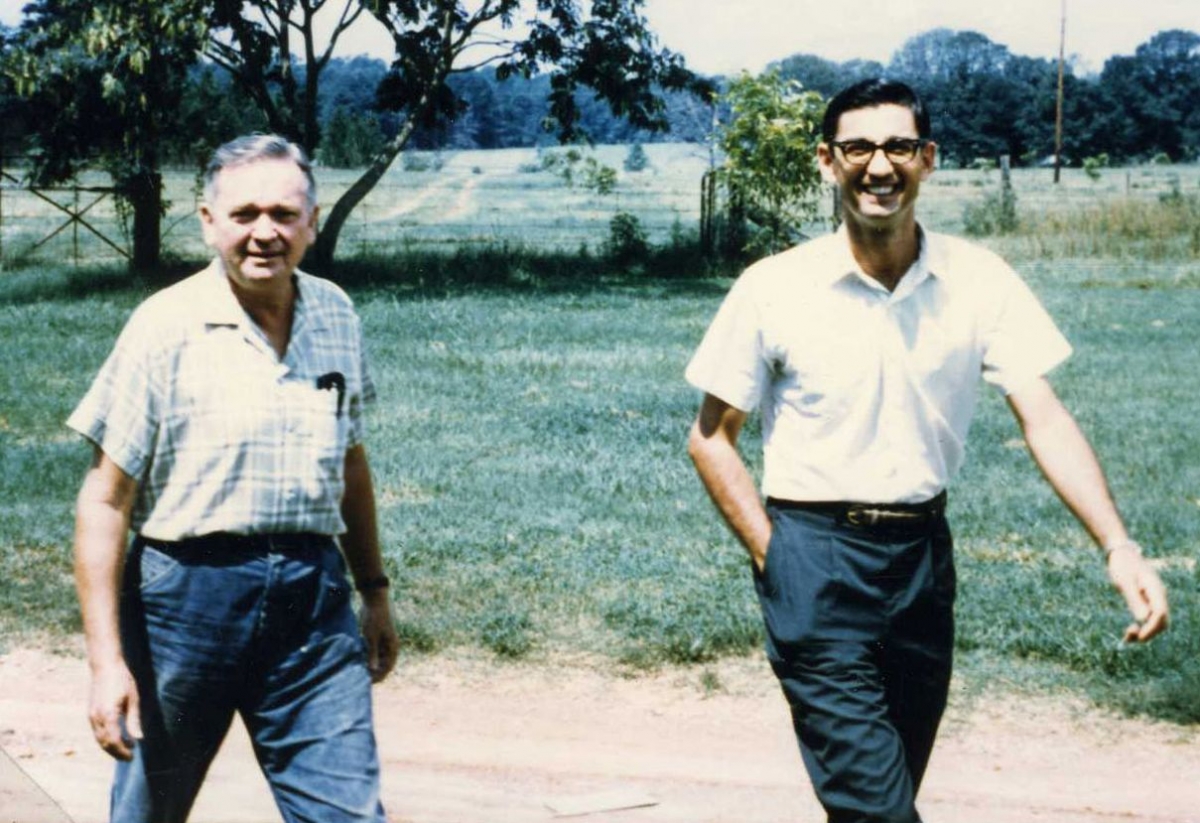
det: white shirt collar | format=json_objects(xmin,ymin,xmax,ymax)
[{"xmin": 826, "ymin": 223, "xmax": 938, "ymax": 302}]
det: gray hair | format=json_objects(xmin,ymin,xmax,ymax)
[{"xmin": 203, "ymin": 134, "xmax": 317, "ymax": 207}]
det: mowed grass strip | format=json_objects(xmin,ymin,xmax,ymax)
[{"xmin": 3, "ymin": 255, "xmax": 1197, "ymax": 722}]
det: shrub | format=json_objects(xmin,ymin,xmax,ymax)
[
  {"xmin": 604, "ymin": 211, "xmax": 650, "ymax": 265},
  {"xmin": 402, "ymin": 151, "xmax": 445, "ymax": 172},
  {"xmin": 963, "ymin": 186, "xmax": 1019, "ymax": 236},
  {"xmin": 480, "ymin": 611, "xmax": 534, "ymax": 659},
  {"xmin": 623, "ymin": 142, "xmax": 649, "ymax": 172},
  {"xmin": 539, "ymin": 148, "xmax": 618, "ymax": 195},
  {"xmin": 1083, "ymin": 153, "xmax": 1110, "ymax": 182}
]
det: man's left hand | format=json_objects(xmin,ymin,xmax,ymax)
[
  {"xmin": 1108, "ymin": 547, "xmax": 1169, "ymax": 643},
  {"xmin": 359, "ymin": 591, "xmax": 399, "ymax": 682}
]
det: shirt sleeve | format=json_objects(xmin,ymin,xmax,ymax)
[
  {"xmin": 980, "ymin": 269, "xmax": 1073, "ymax": 395},
  {"xmin": 685, "ymin": 272, "xmax": 772, "ymax": 412},
  {"xmin": 65, "ymin": 307, "xmax": 162, "ymax": 479},
  {"xmin": 345, "ymin": 311, "xmax": 374, "ymax": 448}
]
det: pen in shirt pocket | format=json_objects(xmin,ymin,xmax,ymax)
[{"xmin": 316, "ymin": 371, "xmax": 346, "ymax": 418}]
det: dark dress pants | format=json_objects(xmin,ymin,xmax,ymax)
[{"xmin": 755, "ymin": 505, "xmax": 956, "ymax": 823}]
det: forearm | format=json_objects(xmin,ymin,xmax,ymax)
[
  {"xmin": 1016, "ymin": 394, "xmax": 1127, "ymax": 549},
  {"xmin": 1010, "ymin": 380, "xmax": 1168, "ymax": 642},
  {"xmin": 688, "ymin": 418, "xmax": 771, "ymax": 566},
  {"xmin": 340, "ymin": 444, "xmax": 387, "ymax": 587},
  {"xmin": 340, "ymin": 444, "xmax": 399, "ymax": 679},
  {"xmin": 73, "ymin": 460, "xmax": 135, "ymax": 671}
]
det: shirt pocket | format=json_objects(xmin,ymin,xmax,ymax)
[{"xmin": 289, "ymin": 379, "xmax": 347, "ymax": 464}]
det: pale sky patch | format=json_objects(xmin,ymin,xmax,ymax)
[{"xmin": 0, "ymin": 0, "xmax": 1194, "ymax": 77}]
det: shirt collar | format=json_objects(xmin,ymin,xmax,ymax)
[
  {"xmin": 196, "ymin": 259, "xmax": 312, "ymax": 328},
  {"xmin": 196, "ymin": 260, "xmax": 247, "ymax": 327},
  {"xmin": 826, "ymin": 223, "xmax": 939, "ymax": 301}
]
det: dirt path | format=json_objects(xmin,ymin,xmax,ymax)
[
  {"xmin": 377, "ymin": 175, "xmax": 479, "ymax": 223},
  {"xmin": 2, "ymin": 646, "xmax": 1196, "ymax": 823}
]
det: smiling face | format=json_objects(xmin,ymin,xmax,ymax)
[
  {"xmin": 200, "ymin": 158, "xmax": 318, "ymax": 296},
  {"xmin": 818, "ymin": 103, "xmax": 936, "ymax": 234}
]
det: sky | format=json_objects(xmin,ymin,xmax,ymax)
[{"xmin": 0, "ymin": 0, "xmax": 1195, "ymax": 77}]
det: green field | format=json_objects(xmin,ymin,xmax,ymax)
[
  {"xmin": 2, "ymin": 144, "xmax": 1197, "ymax": 266},
  {"xmin": 1, "ymin": 147, "xmax": 1198, "ymax": 724}
]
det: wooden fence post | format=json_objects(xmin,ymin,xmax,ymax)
[{"xmin": 700, "ymin": 170, "xmax": 715, "ymax": 257}]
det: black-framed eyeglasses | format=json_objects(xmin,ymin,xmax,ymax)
[{"xmin": 830, "ymin": 138, "xmax": 927, "ymax": 166}]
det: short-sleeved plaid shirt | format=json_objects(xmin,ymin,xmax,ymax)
[{"xmin": 68, "ymin": 261, "xmax": 375, "ymax": 540}]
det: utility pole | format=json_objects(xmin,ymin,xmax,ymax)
[{"xmin": 1054, "ymin": 0, "xmax": 1066, "ymax": 183}]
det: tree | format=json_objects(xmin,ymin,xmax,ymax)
[
  {"xmin": 717, "ymin": 71, "xmax": 824, "ymax": 255},
  {"xmin": 772, "ymin": 54, "xmax": 885, "ymax": 98},
  {"xmin": 3, "ymin": 0, "xmax": 207, "ymax": 272},
  {"xmin": 321, "ymin": 107, "xmax": 385, "ymax": 167},
  {"xmin": 201, "ymin": 0, "xmax": 709, "ymax": 269},
  {"xmin": 165, "ymin": 64, "xmax": 270, "ymax": 168},
  {"xmin": 623, "ymin": 141, "xmax": 648, "ymax": 172},
  {"xmin": 889, "ymin": 28, "xmax": 1015, "ymax": 81},
  {"xmin": 1099, "ymin": 30, "xmax": 1200, "ymax": 161}
]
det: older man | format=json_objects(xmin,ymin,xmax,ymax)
[
  {"xmin": 70, "ymin": 134, "xmax": 398, "ymax": 823},
  {"xmin": 686, "ymin": 79, "xmax": 1168, "ymax": 823}
]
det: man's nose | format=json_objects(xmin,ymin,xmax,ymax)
[
  {"xmin": 250, "ymin": 214, "xmax": 279, "ymax": 240},
  {"xmin": 865, "ymin": 146, "xmax": 895, "ymax": 175}
]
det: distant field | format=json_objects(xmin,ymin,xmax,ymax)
[{"xmin": 1, "ymin": 144, "xmax": 1197, "ymax": 268}]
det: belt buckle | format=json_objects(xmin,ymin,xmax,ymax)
[{"xmin": 845, "ymin": 506, "xmax": 879, "ymax": 527}]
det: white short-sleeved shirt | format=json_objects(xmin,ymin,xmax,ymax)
[
  {"xmin": 686, "ymin": 226, "xmax": 1072, "ymax": 503},
  {"xmin": 68, "ymin": 261, "xmax": 375, "ymax": 540}
]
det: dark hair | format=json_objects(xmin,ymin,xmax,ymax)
[
  {"xmin": 203, "ymin": 134, "xmax": 316, "ymax": 207},
  {"xmin": 821, "ymin": 79, "xmax": 931, "ymax": 143}
]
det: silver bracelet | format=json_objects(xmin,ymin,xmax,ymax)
[{"xmin": 1103, "ymin": 538, "xmax": 1143, "ymax": 560}]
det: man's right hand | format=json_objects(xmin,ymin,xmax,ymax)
[
  {"xmin": 750, "ymin": 527, "xmax": 772, "ymax": 574},
  {"xmin": 88, "ymin": 662, "xmax": 142, "ymax": 760}
]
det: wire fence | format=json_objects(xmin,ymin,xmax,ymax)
[
  {"xmin": 2, "ymin": 146, "xmax": 1195, "ymax": 271},
  {"xmin": 0, "ymin": 145, "xmax": 715, "ymax": 270}
]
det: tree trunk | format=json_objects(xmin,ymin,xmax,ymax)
[
  {"xmin": 312, "ymin": 106, "xmax": 428, "ymax": 273},
  {"xmin": 311, "ymin": 10, "xmax": 454, "ymax": 274},
  {"xmin": 128, "ymin": 170, "xmax": 163, "ymax": 275}
]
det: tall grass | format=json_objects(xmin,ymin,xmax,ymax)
[{"xmin": 985, "ymin": 192, "xmax": 1200, "ymax": 262}]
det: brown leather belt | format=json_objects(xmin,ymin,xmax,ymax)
[{"xmin": 766, "ymin": 491, "xmax": 947, "ymax": 528}]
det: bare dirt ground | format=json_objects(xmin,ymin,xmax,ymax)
[{"xmin": 2, "ymin": 645, "xmax": 1197, "ymax": 823}]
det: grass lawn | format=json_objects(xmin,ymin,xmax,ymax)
[
  {"xmin": 1, "ymin": 245, "xmax": 1198, "ymax": 723},
  {"xmin": 1, "ymin": 145, "xmax": 1197, "ymax": 722}
]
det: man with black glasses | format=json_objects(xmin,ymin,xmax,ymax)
[{"xmin": 686, "ymin": 79, "xmax": 1168, "ymax": 822}]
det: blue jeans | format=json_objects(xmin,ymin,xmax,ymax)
[
  {"xmin": 113, "ymin": 535, "xmax": 386, "ymax": 823},
  {"xmin": 755, "ymin": 506, "xmax": 956, "ymax": 823}
]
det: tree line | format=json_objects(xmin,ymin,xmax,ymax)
[
  {"xmin": 0, "ymin": 1, "xmax": 1195, "ymax": 274},
  {"xmin": 775, "ymin": 28, "xmax": 1200, "ymax": 168},
  {"xmin": 40, "ymin": 24, "xmax": 1188, "ymax": 172}
]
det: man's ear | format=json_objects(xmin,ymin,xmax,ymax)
[
  {"xmin": 198, "ymin": 204, "xmax": 215, "ymax": 245},
  {"xmin": 305, "ymin": 205, "xmax": 320, "ymax": 243},
  {"xmin": 919, "ymin": 141, "xmax": 938, "ymax": 180},
  {"xmin": 817, "ymin": 143, "xmax": 838, "ymax": 184}
]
